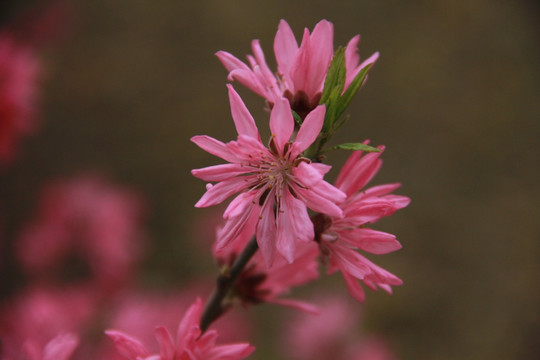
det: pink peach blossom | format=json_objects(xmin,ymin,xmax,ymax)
[
  {"xmin": 16, "ymin": 175, "xmax": 145, "ymax": 290},
  {"xmin": 20, "ymin": 333, "xmax": 79, "ymax": 360},
  {"xmin": 213, "ymin": 210, "xmax": 319, "ymax": 313},
  {"xmin": 106, "ymin": 298, "xmax": 254, "ymax": 360},
  {"xmin": 192, "ymin": 85, "xmax": 344, "ymax": 265},
  {"xmin": 314, "ymin": 146, "xmax": 410, "ymax": 302},
  {"xmin": 216, "ymin": 19, "xmax": 378, "ymax": 118}
]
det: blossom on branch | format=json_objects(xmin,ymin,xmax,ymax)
[
  {"xmin": 192, "ymin": 85, "xmax": 345, "ymax": 265},
  {"xmin": 216, "ymin": 19, "xmax": 378, "ymax": 119},
  {"xmin": 106, "ymin": 298, "xmax": 254, "ymax": 360},
  {"xmin": 314, "ymin": 146, "xmax": 410, "ymax": 302}
]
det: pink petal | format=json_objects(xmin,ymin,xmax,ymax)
[
  {"xmin": 227, "ymin": 84, "xmax": 259, "ymax": 139},
  {"xmin": 154, "ymin": 326, "xmax": 175, "ymax": 360},
  {"xmin": 341, "ymin": 271, "xmax": 366, "ymax": 302},
  {"xmin": 293, "ymin": 161, "xmax": 323, "ymax": 188},
  {"xmin": 290, "ymin": 28, "xmax": 312, "ymax": 94},
  {"xmin": 256, "ymin": 196, "xmax": 277, "ymax": 266},
  {"xmin": 274, "ymin": 19, "xmax": 298, "ymax": 77},
  {"xmin": 339, "ymin": 228, "xmax": 402, "ymax": 254},
  {"xmin": 206, "ymin": 343, "xmax": 255, "ymax": 360},
  {"xmin": 251, "ymin": 39, "xmax": 279, "ymax": 92},
  {"xmin": 294, "ymin": 186, "xmax": 343, "ymax": 218},
  {"xmin": 105, "ymin": 330, "xmax": 150, "ymax": 360},
  {"xmin": 291, "ymin": 104, "xmax": 325, "ymax": 157},
  {"xmin": 334, "ymin": 148, "xmax": 365, "ymax": 189},
  {"xmin": 191, "ymin": 135, "xmax": 238, "ymax": 163},
  {"xmin": 223, "ymin": 191, "xmax": 257, "ymax": 219},
  {"xmin": 215, "ymin": 50, "xmax": 250, "ymax": 72},
  {"xmin": 305, "ymin": 19, "xmax": 334, "ymax": 96},
  {"xmin": 194, "ymin": 178, "xmax": 250, "ymax": 208},
  {"xmin": 191, "ymin": 164, "xmax": 247, "ymax": 182},
  {"xmin": 176, "ymin": 299, "xmax": 203, "ymax": 354},
  {"xmin": 217, "ymin": 203, "xmax": 256, "ymax": 250},
  {"xmin": 363, "ymin": 183, "xmax": 402, "ymax": 197},
  {"xmin": 228, "ymin": 68, "xmax": 268, "ymax": 98},
  {"xmin": 270, "ymin": 97, "xmax": 294, "ymax": 153}
]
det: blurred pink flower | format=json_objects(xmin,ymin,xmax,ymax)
[
  {"xmin": 0, "ymin": 32, "xmax": 40, "ymax": 164},
  {"xmin": 0, "ymin": 286, "xmax": 94, "ymax": 359},
  {"xmin": 16, "ymin": 175, "xmax": 145, "ymax": 291},
  {"xmin": 282, "ymin": 295, "xmax": 396, "ymax": 360},
  {"xmin": 314, "ymin": 146, "xmax": 410, "ymax": 302},
  {"xmin": 192, "ymin": 85, "xmax": 344, "ymax": 265},
  {"xmin": 20, "ymin": 333, "xmax": 79, "ymax": 360},
  {"xmin": 106, "ymin": 297, "xmax": 254, "ymax": 360},
  {"xmin": 216, "ymin": 19, "xmax": 378, "ymax": 118}
]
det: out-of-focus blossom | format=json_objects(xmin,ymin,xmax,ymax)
[
  {"xmin": 214, "ymin": 209, "xmax": 319, "ymax": 313},
  {"xmin": 106, "ymin": 297, "xmax": 254, "ymax": 360},
  {"xmin": 19, "ymin": 333, "xmax": 79, "ymax": 360},
  {"xmin": 0, "ymin": 32, "xmax": 39, "ymax": 164},
  {"xmin": 0, "ymin": 286, "xmax": 94, "ymax": 359},
  {"xmin": 15, "ymin": 175, "xmax": 145, "ymax": 290},
  {"xmin": 216, "ymin": 19, "xmax": 378, "ymax": 119},
  {"xmin": 192, "ymin": 85, "xmax": 344, "ymax": 265},
  {"xmin": 282, "ymin": 295, "xmax": 395, "ymax": 360},
  {"xmin": 314, "ymin": 146, "xmax": 410, "ymax": 302}
]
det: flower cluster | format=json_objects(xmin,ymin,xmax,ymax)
[{"xmin": 193, "ymin": 18, "xmax": 409, "ymax": 311}]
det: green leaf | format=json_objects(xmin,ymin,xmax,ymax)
[
  {"xmin": 320, "ymin": 47, "xmax": 346, "ymax": 105},
  {"xmin": 328, "ymin": 142, "xmax": 381, "ymax": 152},
  {"xmin": 332, "ymin": 63, "xmax": 373, "ymax": 123},
  {"xmin": 291, "ymin": 110, "xmax": 303, "ymax": 126}
]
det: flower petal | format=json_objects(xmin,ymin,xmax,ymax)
[
  {"xmin": 274, "ymin": 19, "xmax": 298, "ymax": 77},
  {"xmin": 291, "ymin": 105, "xmax": 325, "ymax": 157},
  {"xmin": 227, "ymin": 84, "xmax": 259, "ymax": 139},
  {"xmin": 105, "ymin": 330, "xmax": 150, "ymax": 360},
  {"xmin": 191, "ymin": 135, "xmax": 238, "ymax": 163},
  {"xmin": 194, "ymin": 178, "xmax": 250, "ymax": 208},
  {"xmin": 270, "ymin": 97, "xmax": 294, "ymax": 153}
]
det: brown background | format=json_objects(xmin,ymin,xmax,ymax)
[{"xmin": 1, "ymin": 1, "xmax": 539, "ymax": 359}]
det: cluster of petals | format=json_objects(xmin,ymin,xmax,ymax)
[
  {"xmin": 315, "ymin": 146, "xmax": 410, "ymax": 302},
  {"xmin": 15, "ymin": 175, "xmax": 145, "ymax": 290},
  {"xmin": 192, "ymin": 85, "xmax": 345, "ymax": 265},
  {"xmin": 0, "ymin": 32, "xmax": 40, "ymax": 164},
  {"xmin": 106, "ymin": 297, "xmax": 254, "ymax": 360},
  {"xmin": 216, "ymin": 19, "xmax": 379, "ymax": 117},
  {"xmin": 213, "ymin": 209, "xmax": 319, "ymax": 313}
]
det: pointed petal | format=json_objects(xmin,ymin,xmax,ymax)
[
  {"xmin": 291, "ymin": 105, "xmax": 325, "ymax": 157},
  {"xmin": 341, "ymin": 271, "xmax": 366, "ymax": 302},
  {"xmin": 195, "ymin": 178, "xmax": 250, "ymax": 208},
  {"xmin": 274, "ymin": 19, "xmax": 298, "ymax": 76},
  {"xmin": 256, "ymin": 195, "xmax": 276, "ymax": 267},
  {"xmin": 270, "ymin": 97, "xmax": 294, "ymax": 153},
  {"xmin": 227, "ymin": 68, "xmax": 268, "ymax": 98},
  {"xmin": 154, "ymin": 326, "xmax": 175, "ymax": 360},
  {"xmin": 305, "ymin": 19, "xmax": 334, "ymax": 95},
  {"xmin": 206, "ymin": 343, "xmax": 255, "ymax": 360},
  {"xmin": 227, "ymin": 84, "xmax": 259, "ymax": 139},
  {"xmin": 216, "ymin": 51, "xmax": 250, "ymax": 72},
  {"xmin": 176, "ymin": 299, "xmax": 203, "ymax": 354},
  {"xmin": 191, "ymin": 135, "xmax": 238, "ymax": 163},
  {"xmin": 191, "ymin": 163, "xmax": 248, "ymax": 182},
  {"xmin": 223, "ymin": 191, "xmax": 257, "ymax": 219},
  {"xmin": 294, "ymin": 186, "xmax": 343, "ymax": 218},
  {"xmin": 339, "ymin": 228, "xmax": 402, "ymax": 254}
]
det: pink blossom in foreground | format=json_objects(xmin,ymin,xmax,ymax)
[
  {"xmin": 214, "ymin": 209, "xmax": 319, "ymax": 313},
  {"xmin": 282, "ymin": 295, "xmax": 395, "ymax": 360},
  {"xmin": 15, "ymin": 175, "xmax": 145, "ymax": 290},
  {"xmin": 0, "ymin": 32, "xmax": 40, "ymax": 164},
  {"xmin": 106, "ymin": 298, "xmax": 254, "ymax": 360},
  {"xmin": 216, "ymin": 19, "xmax": 378, "ymax": 118},
  {"xmin": 19, "ymin": 333, "xmax": 79, "ymax": 360},
  {"xmin": 192, "ymin": 85, "xmax": 345, "ymax": 265},
  {"xmin": 314, "ymin": 146, "xmax": 410, "ymax": 302}
]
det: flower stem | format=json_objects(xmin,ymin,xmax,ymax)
[{"xmin": 200, "ymin": 237, "xmax": 259, "ymax": 332}]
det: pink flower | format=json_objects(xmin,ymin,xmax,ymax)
[
  {"xmin": 192, "ymin": 85, "xmax": 345, "ymax": 265},
  {"xmin": 15, "ymin": 175, "xmax": 145, "ymax": 291},
  {"xmin": 314, "ymin": 146, "xmax": 410, "ymax": 302},
  {"xmin": 213, "ymin": 210, "xmax": 319, "ymax": 313},
  {"xmin": 216, "ymin": 19, "xmax": 378, "ymax": 118},
  {"xmin": 0, "ymin": 32, "xmax": 40, "ymax": 164},
  {"xmin": 106, "ymin": 298, "xmax": 254, "ymax": 360}
]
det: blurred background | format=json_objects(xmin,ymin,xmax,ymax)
[{"xmin": 1, "ymin": 0, "xmax": 539, "ymax": 359}]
